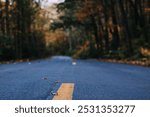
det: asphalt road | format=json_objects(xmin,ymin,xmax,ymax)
[{"xmin": 0, "ymin": 56, "xmax": 150, "ymax": 100}]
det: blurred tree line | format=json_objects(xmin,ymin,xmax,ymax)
[
  {"xmin": 51, "ymin": 0, "xmax": 150, "ymax": 60},
  {"xmin": 0, "ymin": 0, "xmax": 46, "ymax": 61},
  {"xmin": 0, "ymin": 0, "xmax": 150, "ymax": 62}
]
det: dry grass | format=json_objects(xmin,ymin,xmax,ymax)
[
  {"xmin": 140, "ymin": 47, "xmax": 150, "ymax": 57},
  {"xmin": 73, "ymin": 41, "xmax": 90, "ymax": 58},
  {"xmin": 99, "ymin": 58, "xmax": 150, "ymax": 67},
  {"xmin": 44, "ymin": 30, "xmax": 66, "ymax": 44}
]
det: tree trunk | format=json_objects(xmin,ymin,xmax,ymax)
[
  {"xmin": 5, "ymin": 0, "xmax": 10, "ymax": 35},
  {"xmin": 118, "ymin": 0, "xmax": 133, "ymax": 56},
  {"xmin": 90, "ymin": 15, "xmax": 102, "ymax": 56},
  {"xmin": 102, "ymin": 0, "xmax": 110, "ymax": 53},
  {"xmin": 110, "ymin": 0, "xmax": 120, "ymax": 51},
  {"xmin": 0, "ymin": 1, "xmax": 5, "ymax": 34}
]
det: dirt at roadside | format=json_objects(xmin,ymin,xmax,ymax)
[{"xmin": 99, "ymin": 58, "xmax": 150, "ymax": 67}]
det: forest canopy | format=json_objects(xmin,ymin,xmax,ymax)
[
  {"xmin": 51, "ymin": 0, "xmax": 150, "ymax": 59},
  {"xmin": 0, "ymin": 0, "xmax": 150, "ymax": 64},
  {"xmin": 0, "ymin": 0, "xmax": 46, "ymax": 60}
]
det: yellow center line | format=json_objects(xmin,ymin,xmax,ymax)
[{"xmin": 53, "ymin": 83, "xmax": 74, "ymax": 100}]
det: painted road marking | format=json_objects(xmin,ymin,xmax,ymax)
[{"xmin": 53, "ymin": 83, "xmax": 74, "ymax": 100}]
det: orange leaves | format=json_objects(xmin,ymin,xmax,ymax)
[
  {"xmin": 75, "ymin": 11, "xmax": 88, "ymax": 21},
  {"xmin": 75, "ymin": 0, "xmax": 102, "ymax": 21},
  {"xmin": 144, "ymin": 8, "xmax": 150, "ymax": 14},
  {"xmin": 140, "ymin": 47, "xmax": 150, "ymax": 57}
]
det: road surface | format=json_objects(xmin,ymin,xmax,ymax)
[{"xmin": 0, "ymin": 56, "xmax": 150, "ymax": 100}]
